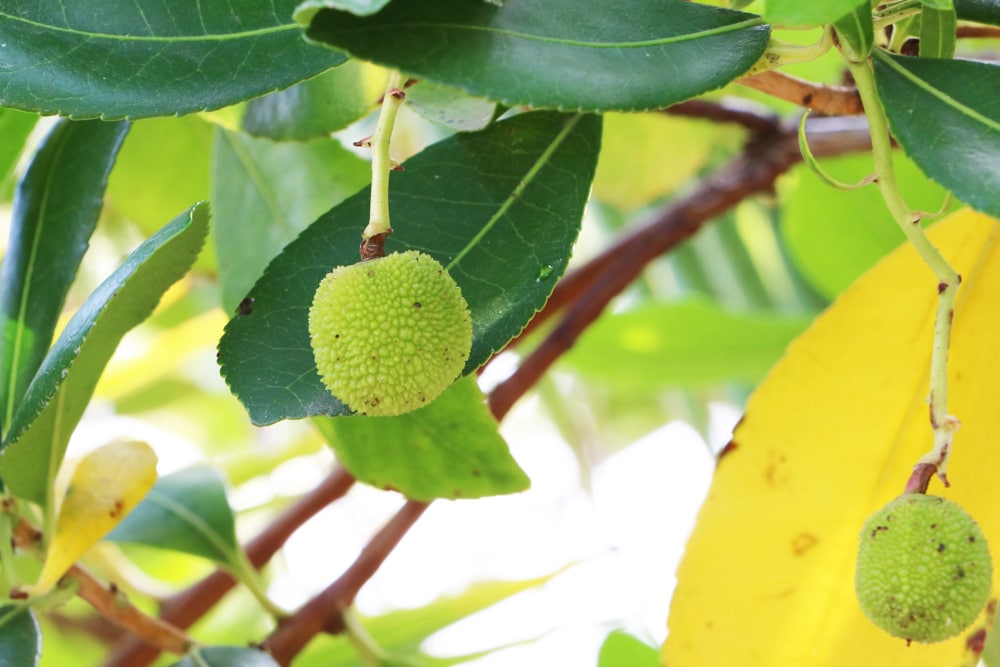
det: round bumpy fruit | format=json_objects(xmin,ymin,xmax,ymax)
[
  {"xmin": 855, "ymin": 493, "xmax": 992, "ymax": 643},
  {"xmin": 308, "ymin": 250, "xmax": 473, "ymax": 416}
]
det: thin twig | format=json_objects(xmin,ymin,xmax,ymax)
[
  {"xmin": 739, "ymin": 70, "xmax": 864, "ymax": 116},
  {"xmin": 102, "ymin": 466, "xmax": 356, "ymax": 667},
  {"xmin": 261, "ymin": 500, "xmax": 429, "ymax": 666}
]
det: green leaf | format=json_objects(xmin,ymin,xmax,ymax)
[
  {"xmin": 0, "ymin": 2, "xmax": 346, "ymax": 119},
  {"xmin": 872, "ymin": 52, "xmax": 1000, "ymax": 218},
  {"xmin": 0, "ymin": 606, "xmax": 40, "ymax": 667},
  {"xmin": 0, "ymin": 109, "xmax": 36, "ymax": 186},
  {"xmin": 218, "ymin": 111, "xmax": 600, "ymax": 425},
  {"xmin": 314, "ymin": 376, "xmax": 529, "ymax": 500},
  {"xmin": 295, "ymin": 0, "xmax": 393, "ymax": 21},
  {"xmin": 302, "ymin": 0, "xmax": 770, "ymax": 112},
  {"xmin": 105, "ymin": 466, "xmax": 239, "ymax": 564},
  {"xmin": 920, "ymin": 3, "xmax": 957, "ymax": 58},
  {"xmin": 598, "ymin": 631, "xmax": 659, "ymax": 667},
  {"xmin": 211, "ymin": 130, "xmax": 370, "ymax": 314},
  {"xmin": 242, "ymin": 61, "xmax": 386, "ymax": 141},
  {"xmin": 955, "ymin": 0, "xmax": 1000, "ymax": 24},
  {"xmin": 562, "ymin": 298, "xmax": 813, "ymax": 389},
  {"xmin": 0, "ymin": 120, "xmax": 129, "ymax": 437},
  {"xmin": 833, "ymin": 1, "xmax": 874, "ymax": 62},
  {"xmin": 168, "ymin": 647, "xmax": 279, "ymax": 667},
  {"xmin": 404, "ymin": 81, "xmax": 498, "ymax": 133},
  {"xmin": 765, "ymin": 0, "xmax": 864, "ymax": 25},
  {"xmin": 924, "ymin": 0, "xmax": 955, "ymax": 9},
  {"xmin": 0, "ymin": 204, "xmax": 209, "ymax": 507}
]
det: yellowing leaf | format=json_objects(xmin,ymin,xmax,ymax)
[
  {"xmin": 34, "ymin": 441, "xmax": 158, "ymax": 596},
  {"xmin": 663, "ymin": 208, "xmax": 1000, "ymax": 666}
]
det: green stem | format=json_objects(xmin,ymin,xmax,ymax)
[
  {"xmin": 849, "ymin": 58, "xmax": 962, "ymax": 482},
  {"xmin": 363, "ymin": 70, "xmax": 406, "ymax": 240},
  {"xmin": 343, "ymin": 607, "xmax": 386, "ymax": 667},
  {"xmin": 227, "ymin": 551, "xmax": 286, "ymax": 619}
]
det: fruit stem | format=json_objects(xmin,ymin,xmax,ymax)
[
  {"xmin": 363, "ymin": 70, "xmax": 406, "ymax": 245},
  {"xmin": 848, "ymin": 57, "xmax": 962, "ymax": 486}
]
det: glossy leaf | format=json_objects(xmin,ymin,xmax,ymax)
[
  {"xmin": 563, "ymin": 299, "xmax": 813, "ymax": 389},
  {"xmin": 242, "ymin": 61, "xmax": 386, "ymax": 141},
  {"xmin": 0, "ymin": 120, "xmax": 129, "ymax": 436},
  {"xmin": 873, "ymin": 52, "xmax": 1000, "ymax": 218},
  {"xmin": 663, "ymin": 208, "xmax": 1000, "ymax": 665},
  {"xmin": 0, "ymin": 204, "xmax": 209, "ymax": 507},
  {"xmin": 0, "ymin": 109, "xmax": 36, "ymax": 185},
  {"xmin": 404, "ymin": 81, "xmax": 497, "ymax": 133},
  {"xmin": 105, "ymin": 466, "xmax": 239, "ymax": 564},
  {"xmin": 833, "ymin": 1, "xmax": 874, "ymax": 62},
  {"xmin": 212, "ymin": 129, "xmax": 370, "ymax": 313},
  {"xmin": 955, "ymin": 0, "xmax": 1000, "ymax": 24},
  {"xmin": 0, "ymin": 1, "xmax": 346, "ymax": 119},
  {"xmin": 314, "ymin": 376, "xmax": 528, "ymax": 500},
  {"xmin": 218, "ymin": 111, "xmax": 600, "ymax": 425},
  {"xmin": 920, "ymin": 3, "xmax": 957, "ymax": 58},
  {"xmin": 598, "ymin": 631, "xmax": 658, "ymax": 667},
  {"xmin": 765, "ymin": 0, "xmax": 865, "ymax": 25},
  {"xmin": 168, "ymin": 647, "xmax": 279, "ymax": 667},
  {"xmin": 302, "ymin": 0, "xmax": 770, "ymax": 112},
  {"xmin": 34, "ymin": 441, "xmax": 157, "ymax": 596},
  {"xmin": 0, "ymin": 606, "xmax": 40, "ymax": 667}
]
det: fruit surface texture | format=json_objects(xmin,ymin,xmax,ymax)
[
  {"xmin": 309, "ymin": 250, "xmax": 472, "ymax": 416},
  {"xmin": 855, "ymin": 493, "xmax": 992, "ymax": 643}
]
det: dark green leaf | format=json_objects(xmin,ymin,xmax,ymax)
[
  {"xmin": 314, "ymin": 376, "xmax": 529, "ymax": 500},
  {"xmin": 303, "ymin": 0, "xmax": 769, "ymax": 112},
  {"xmin": 404, "ymin": 81, "xmax": 497, "ymax": 133},
  {"xmin": 168, "ymin": 647, "xmax": 279, "ymax": 667},
  {"xmin": 0, "ymin": 2, "xmax": 346, "ymax": 119},
  {"xmin": 242, "ymin": 61, "xmax": 383, "ymax": 141},
  {"xmin": 105, "ymin": 466, "xmax": 238, "ymax": 564},
  {"xmin": 598, "ymin": 631, "xmax": 659, "ymax": 667},
  {"xmin": 873, "ymin": 52, "xmax": 1000, "ymax": 218},
  {"xmin": 212, "ymin": 130, "xmax": 370, "ymax": 314},
  {"xmin": 0, "ymin": 204, "xmax": 209, "ymax": 506},
  {"xmin": 218, "ymin": 111, "xmax": 600, "ymax": 425},
  {"xmin": 0, "ymin": 120, "xmax": 128, "ymax": 438},
  {"xmin": 296, "ymin": 0, "xmax": 393, "ymax": 21},
  {"xmin": 563, "ymin": 298, "xmax": 812, "ymax": 389},
  {"xmin": 0, "ymin": 109, "xmax": 36, "ymax": 186},
  {"xmin": 955, "ymin": 0, "xmax": 1000, "ymax": 24},
  {"xmin": 765, "ymin": 0, "xmax": 864, "ymax": 25},
  {"xmin": 920, "ymin": 3, "xmax": 957, "ymax": 58},
  {"xmin": 0, "ymin": 606, "xmax": 40, "ymax": 667},
  {"xmin": 833, "ymin": 2, "xmax": 874, "ymax": 62}
]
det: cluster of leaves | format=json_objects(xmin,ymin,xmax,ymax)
[{"xmin": 0, "ymin": 0, "xmax": 999, "ymax": 665}]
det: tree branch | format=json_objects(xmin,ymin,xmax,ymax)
[
  {"xmin": 739, "ymin": 70, "xmax": 863, "ymax": 116},
  {"xmin": 102, "ymin": 466, "xmax": 356, "ymax": 667},
  {"xmin": 661, "ymin": 98, "xmax": 780, "ymax": 133}
]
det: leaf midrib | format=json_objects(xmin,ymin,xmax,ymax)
[
  {"xmin": 140, "ymin": 487, "xmax": 236, "ymax": 563},
  {"xmin": 0, "ymin": 11, "xmax": 296, "ymax": 43},
  {"xmin": 330, "ymin": 17, "xmax": 765, "ymax": 50}
]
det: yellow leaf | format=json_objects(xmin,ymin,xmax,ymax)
[
  {"xmin": 663, "ymin": 208, "xmax": 1000, "ymax": 666},
  {"xmin": 33, "ymin": 441, "xmax": 158, "ymax": 596}
]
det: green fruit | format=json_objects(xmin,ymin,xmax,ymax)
[
  {"xmin": 308, "ymin": 250, "xmax": 472, "ymax": 416},
  {"xmin": 855, "ymin": 493, "xmax": 992, "ymax": 643}
]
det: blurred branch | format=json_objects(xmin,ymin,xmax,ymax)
[
  {"xmin": 957, "ymin": 25, "xmax": 1000, "ymax": 40},
  {"xmin": 102, "ymin": 465, "xmax": 356, "ymax": 667},
  {"xmin": 261, "ymin": 500, "xmax": 429, "ymax": 666},
  {"xmin": 739, "ymin": 70, "xmax": 863, "ymax": 116},
  {"xmin": 662, "ymin": 98, "xmax": 779, "ymax": 132},
  {"xmin": 488, "ymin": 114, "xmax": 875, "ymax": 420}
]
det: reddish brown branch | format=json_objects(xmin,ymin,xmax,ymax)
[
  {"xmin": 102, "ymin": 466, "xmax": 356, "ymax": 667},
  {"xmin": 739, "ymin": 70, "xmax": 864, "ymax": 116},
  {"xmin": 261, "ymin": 500, "xmax": 429, "ymax": 665},
  {"xmin": 957, "ymin": 25, "xmax": 1000, "ymax": 40},
  {"xmin": 662, "ymin": 98, "xmax": 780, "ymax": 133}
]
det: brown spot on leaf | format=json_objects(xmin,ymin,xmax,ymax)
[
  {"xmin": 237, "ymin": 297, "xmax": 255, "ymax": 316},
  {"xmin": 792, "ymin": 532, "xmax": 818, "ymax": 556},
  {"xmin": 109, "ymin": 500, "xmax": 125, "ymax": 519},
  {"xmin": 966, "ymin": 628, "xmax": 987, "ymax": 655}
]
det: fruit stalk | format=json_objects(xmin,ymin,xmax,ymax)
[
  {"xmin": 848, "ymin": 58, "xmax": 962, "ymax": 484},
  {"xmin": 363, "ymin": 70, "xmax": 406, "ymax": 247}
]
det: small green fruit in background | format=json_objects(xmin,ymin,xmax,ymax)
[
  {"xmin": 308, "ymin": 250, "xmax": 473, "ymax": 416},
  {"xmin": 855, "ymin": 493, "xmax": 992, "ymax": 643}
]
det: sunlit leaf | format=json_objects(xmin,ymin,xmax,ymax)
[
  {"xmin": 105, "ymin": 466, "xmax": 239, "ymax": 565},
  {"xmin": 302, "ymin": 0, "xmax": 770, "ymax": 112},
  {"xmin": 0, "ymin": 204, "xmax": 208, "ymax": 508},
  {"xmin": 0, "ymin": 109, "xmax": 36, "ymax": 186},
  {"xmin": 314, "ymin": 376, "xmax": 529, "ymax": 501},
  {"xmin": 295, "ymin": 0, "xmax": 393, "ymax": 20},
  {"xmin": 598, "ymin": 630, "xmax": 658, "ymax": 667},
  {"xmin": 920, "ymin": 2, "xmax": 957, "ymax": 58},
  {"xmin": 663, "ymin": 208, "xmax": 1000, "ymax": 665},
  {"xmin": 765, "ymin": 0, "xmax": 864, "ymax": 25},
  {"xmin": 404, "ymin": 80, "xmax": 497, "ymax": 133},
  {"xmin": 34, "ymin": 441, "xmax": 157, "ymax": 596},
  {"xmin": 0, "ymin": 606, "xmax": 40, "ymax": 667},
  {"xmin": 833, "ymin": 1, "xmax": 874, "ymax": 62},
  {"xmin": 168, "ymin": 647, "xmax": 279, "ymax": 667}
]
